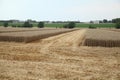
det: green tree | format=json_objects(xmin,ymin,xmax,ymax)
[
  {"xmin": 38, "ymin": 22, "xmax": 44, "ymax": 28},
  {"xmin": 68, "ymin": 22, "xmax": 76, "ymax": 28},
  {"xmin": 115, "ymin": 22, "xmax": 120, "ymax": 29},
  {"xmin": 23, "ymin": 21, "xmax": 33, "ymax": 28},
  {"xmin": 4, "ymin": 22, "xmax": 8, "ymax": 27},
  {"xmin": 112, "ymin": 18, "xmax": 120, "ymax": 23},
  {"xmin": 112, "ymin": 18, "xmax": 120, "ymax": 29},
  {"xmin": 103, "ymin": 19, "xmax": 108, "ymax": 23},
  {"xmin": 90, "ymin": 21, "xmax": 93, "ymax": 23},
  {"xmin": 63, "ymin": 24, "xmax": 68, "ymax": 28}
]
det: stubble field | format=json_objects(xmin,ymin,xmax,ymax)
[{"xmin": 0, "ymin": 28, "xmax": 120, "ymax": 80}]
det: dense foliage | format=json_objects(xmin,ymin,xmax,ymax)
[
  {"xmin": 4, "ymin": 22, "xmax": 8, "ymax": 27},
  {"xmin": 23, "ymin": 21, "xmax": 33, "ymax": 28},
  {"xmin": 115, "ymin": 22, "xmax": 120, "ymax": 29},
  {"xmin": 63, "ymin": 22, "xmax": 76, "ymax": 29},
  {"xmin": 112, "ymin": 18, "xmax": 120, "ymax": 23},
  {"xmin": 38, "ymin": 22, "xmax": 44, "ymax": 28},
  {"xmin": 68, "ymin": 22, "xmax": 76, "ymax": 28},
  {"xmin": 112, "ymin": 18, "xmax": 120, "ymax": 29}
]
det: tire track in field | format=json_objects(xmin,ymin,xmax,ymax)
[
  {"xmin": 0, "ymin": 29, "xmax": 120, "ymax": 80},
  {"xmin": 0, "ymin": 29, "xmax": 86, "ymax": 61},
  {"xmin": 39, "ymin": 29, "xmax": 86, "ymax": 54}
]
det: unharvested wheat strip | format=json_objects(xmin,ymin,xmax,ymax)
[
  {"xmin": 0, "ymin": 27, "xmax": 57, "ymax": 33},
  {"xmin": 0, "ymin": 29, "xmax": 77, "ymax": 42},
  {"xmin": 83, "ymin": 29, "xmax": 120, "ymax": 47}
]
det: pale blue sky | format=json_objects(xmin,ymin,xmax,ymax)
[{"xmin": 0, "ymin": 0, "xmax": 120, "ymax": 21}]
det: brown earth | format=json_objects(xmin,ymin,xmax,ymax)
[{"xmin": 0, "ymin": 29, "xmax": 120, "ymax": 80}]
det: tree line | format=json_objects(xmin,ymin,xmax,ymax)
[
  {"xmin": 2, "ymin": 21, "xmax": 76, "ymax": 29},
  {"xmin": 3, "ymin": 21, "xmax": 45, "ymax": 28},
  {"xmin": 113, "ymin": 18, "xmax": 120, "ymax": 29},
  {"xmin": 1, "ymin": 18, "xmax": 120, "ymax": 29}
]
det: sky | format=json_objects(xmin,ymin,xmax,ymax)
[{"xmin": 0, "ymin": 0, "xmax": 120, "ymax": 21}]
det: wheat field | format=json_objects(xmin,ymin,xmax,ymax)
[
  {"xmin": 83, "ymin": 29, "xmax": 120, "ymax": 47},
  {"xmin": 0, "ymin": 28, "xmax": 76, "ymax": 42},
  {"xmin": 0, "ymin": 29, "xmax": 120, "ymax": 80},
  {"xmin": 0, "ymin": 27, "xmax": 57, "ymax": 33}
]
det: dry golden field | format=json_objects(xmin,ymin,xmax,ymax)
[
  {"xmin": 0, "ymin": 27, "xmax": 56, "ymax": 33},
  {"xmin": 83, "ymin": 29, "xmax": 120, "ymax": 47},
  {"xmin": 0, "ymin": 27, "xmax": 76, "ymax": 42},
  {"xmin": 0, "ymin": 29, "xmax": 120, "ymax": 80}
]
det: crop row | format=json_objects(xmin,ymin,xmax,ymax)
[
  {"xmin": 83, "ymin": 29, "xmax": 120, "ymax": 47},
  {"xmin": 0, "ymin": 29, "xmax": 76, "ymax": 43},
  {"xmin": 0, "ymin": 27, "xmax": 56, "ymax": 33}
]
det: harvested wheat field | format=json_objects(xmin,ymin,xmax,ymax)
[{"xmin": 0, "ymin": 29, "xmax": 120, "ymax": 80}]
